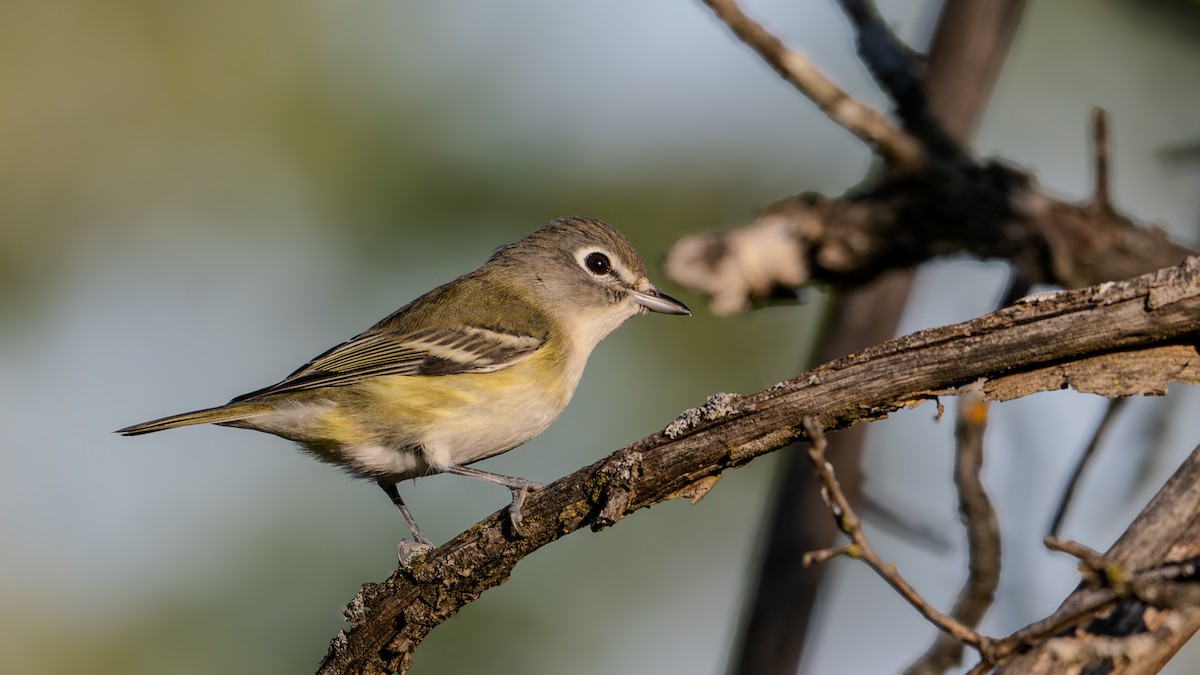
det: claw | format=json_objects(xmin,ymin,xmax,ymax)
[
  {"xmin": 443, "ymin": 465, "xmax": 543, "ymax": 538},
  {"xmin": 396, "ymin": 539, "xmax": 434, "ymax": 564},
  {"xmin": 506, "ymin": 481, "xmax": 543, "ymax": 537}
]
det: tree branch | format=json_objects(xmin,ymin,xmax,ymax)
[
  {"xmin": 905, "ymin": 382, "xmax": 1001, "ymax": 674},
  {"xmin": 320, "ymin": 257, "xmax": 1200, "ymax": 674},
  {"xmin": 834, "ymin": 0, "xmax": 961, "ymax": 160},
  {"xmin": 1048, "ymin": 397, "xmax": 1128, "ymax": 538},
  {"xmin": 728, "ymin": 268, "xmax": 911, "ymax": 675},
  {"xmin": 668, "ymin": 6, "xmax": 1191, "ymax": 316},
  {"xmin": 986, "ymin": 444, "xmax": 1200, "ymax": 673},
  {"xmin": 801, "ymin": 417, "xmax": 988, "ymax": 648},
  {"xmin": 664, "ymin": 141, "xmax": 1194, "ymax": 315},
  {"xmin": 699, "ymin": 0, "xmax": 923, "ymax": 170},
  {"xmin": 796, "ymin": 399, "xmax": 1199, "ymax": 674}
]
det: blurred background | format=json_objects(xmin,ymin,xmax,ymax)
[{"xmin": 2, "ymin": 0, "xmax": 1198, "ymax": 673}]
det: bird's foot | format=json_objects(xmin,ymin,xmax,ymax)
[
  {"xmin": 396, "ymin": 538, "xmax": 435, "ymax": 564},
  {"xmin": 442, "ymin": 465, "xmax": 544, "ymax": 538},
  {"xmin": 505, "ymin": 479, "xmax": 544, "ymax": 538}
]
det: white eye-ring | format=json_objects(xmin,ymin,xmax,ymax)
[{"xmin": 578, "ymin": 249, "xmax": 615, "ymax": 276}]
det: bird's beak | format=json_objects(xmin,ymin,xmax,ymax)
[{"xmin": 630, "ymin": 285, "xmax": 691, "ymax": 316}]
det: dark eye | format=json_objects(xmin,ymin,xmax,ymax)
[{"xmin": 584, "ymin": 251, "xmax": 611, "ymax": 276}]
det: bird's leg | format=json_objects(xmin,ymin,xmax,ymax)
[
  {"xmin": 443, "ymin": 465, "xmax": 544, "ymax": 537},
  {"xmin": 377, "ymin": 480, "xmax": 435, "ymax": 555}
]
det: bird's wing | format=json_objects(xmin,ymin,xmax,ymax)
[{"xmin": 231, "ymin": 325, "xmax": 545, "ymax": 400}]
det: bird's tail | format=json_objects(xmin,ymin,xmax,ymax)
[{"xmin": 116, "ymin": 402, "xmax": 269, "ymax": 436}]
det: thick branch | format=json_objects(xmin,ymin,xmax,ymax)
[
  {"xmin": 321, "ymin": 257, "xmax": 1200, "ymax": 674},
  {"xmin": 665, "ymin": 160, "xmax": 1194, "ymax": 315}
]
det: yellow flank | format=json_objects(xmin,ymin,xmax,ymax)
[
  {"xmin": 313, "ymin": 408, "xmax": 365, "ymax": 446},
  {"xmin": 310, "ymin": 339, "xmax": 577, "ymax": 467}
]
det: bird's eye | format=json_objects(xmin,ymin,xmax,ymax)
[{"xmin": 583, "ymin": 251, "xmax": 611, "ymax": 276}]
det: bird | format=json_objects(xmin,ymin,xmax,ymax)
[{"xmin": 118, "ymin": 216, "xmax": 690, "ymax": 552}]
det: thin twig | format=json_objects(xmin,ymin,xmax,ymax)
[
  {"xmin": 1092, "ymin": 107, "xmax": 1113, "ymax": 214},
  {"xmin": 802, "ymin": 411, "xmax": 1200, "ymax": 675},
  {"xmin": 905, "ymin": 382, "xmax": 1001, "ymax": 675},
  {"xmin": 800, "ymin": 417, "xmax": 991, "ymax": 652},
  {"xmin": 986, "ymin": 590, "xmax": 1119, "ymax": 662},
  {"xmin": 802, "ymin": 545, "xmax": 856, "ymax": 567},
  {"xmin": 974, "ymin": 538, "xmax": 1192, "ymax": 670},
  {"xmin": 1045, "ymin": 536, "xmax": 1200, "ymax": 607},
  {"xmin": 1048, "ymin": 397, "xmax": 1128, "ymax": 537},
  {"xmin": 1045, "ymin": 535, "xmax": 1115, "ymax": 589},
  {"xmin": 1044, "ymin": 536, "xmax": 1108, "ymax": 567},
  {"xmin": 700, "ymin": 0, "xmax": 923, "ymax": 170},
  {"xmin": 980, "ymin": 445, "xmax": 1200, "ymax": 672}
]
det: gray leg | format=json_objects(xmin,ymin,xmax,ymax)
[
  {"xmin": 377, "ymin": 480, "xmax": 435, "ymax": 549},
  {"xmin": 443, "ymin": 465, "xmax": 543, "ymax": 536}
]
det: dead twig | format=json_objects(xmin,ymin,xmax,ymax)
[
  {"xmin": 1091, "ymin": 107, "xmax": 1114, "ymax": 215},
  {"xmin": 700, "ymin": 0, "xmax": 922, "ymax": 170},
  {"xmin": 988, "ymin": 444, "xmax": 1200, "ymax": 673},
  {"xmin": 1048, "ymin": 397, "xmax": 1129, "ymax": 538},
  {"xmin": 801, "ymin": 417, "xmax": 992, "ymax": 653},
  {"xmin": 905, "ymin": 382, "xmax": 1001, "ymax": 675},
  {"xmin": 801, "ymin": 406, "xmax": 1200, "ymax": 675},
  {"xmin": 834, "ymin": 0, "xmax": 959, "ymax": 160}
]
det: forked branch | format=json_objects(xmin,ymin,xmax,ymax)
[
  {"xmin": 800, "ymin": 417, "xmax": 989, "ymax": 651},
  {"xmin": 669, "ymin": 2, "xmax": 1192, "ymax": 315},
  {"xmin": 801, "ymin": 414, "xmax": 1200, "ymax": 673}
]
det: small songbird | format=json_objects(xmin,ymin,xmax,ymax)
[{"xmin": 118, "ymin": 217, "xmax": 690, "ymax": 551}]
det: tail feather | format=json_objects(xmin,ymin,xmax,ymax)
[{"xmin": 117, "ymin": 403, "xmax": 268, "ymax": 436}]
